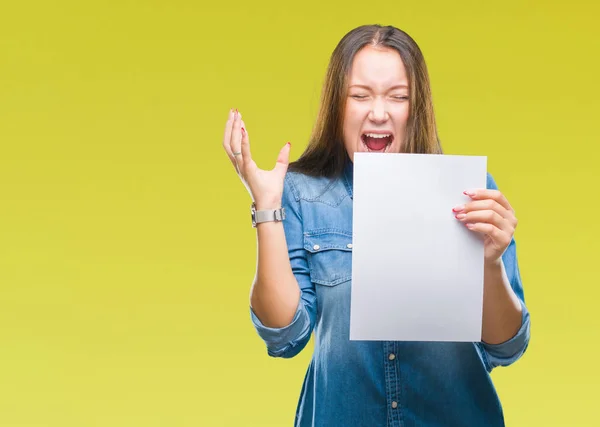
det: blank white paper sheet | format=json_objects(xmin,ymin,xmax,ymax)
[{"xmin": 349, "ymin": 153, "xmax": 487, "ymax": 342}]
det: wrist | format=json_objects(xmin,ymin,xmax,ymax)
[
  {"xmin": 254, "ymin": 199, "xmax": 282, "ymax": 210},
  {"xmin": 484, "ymin": 258, "xmax": 504, "ymax": 276},
  {"xmin": 251, "ymin": 201, "xmax": 286, "ymax": 228}
]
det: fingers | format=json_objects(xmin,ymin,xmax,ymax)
[
  {"xmin": 455, "ymin": 209, "xmax": 512, "ymax": 234},
  {"xmin": 454, "ymin": 199, "xmax": 510, "ymax": 220},
  {"xmin": 229, "ymin": 110, "xmax": 243, "ymax": 166},
  {"xmin": 221, "ymin": 108, "xmax": 289, "ymax": 184},
  {"xmin": 453, "ymin": 193, "xmax": 517, "ymax": 230},
  {"xmin": 273, "ymin": 142, "xmax": 291, "ymax": 176},
  {"xmin": 222, "ymin": 109, "xmax": 236, "ymax": 168},
  {"xmin": 463, "ymin": 189, "xmax": 514, "ymax": 214},
  {"xmin": 465, "ymin": 222, "xmax": 512, "ymax": 249},
  {"xmin": 240, "ymin": 118, "xmax": 252, "ymax": 164},
  {"xmin": 453, "ymin": 188, "xmax": 517, "ymax": 260}
]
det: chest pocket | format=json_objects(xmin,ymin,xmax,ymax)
[{"xmin": 304, "ymin": 230, "xmax": 353, "ymax": 286}]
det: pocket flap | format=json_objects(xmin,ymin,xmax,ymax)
[
  {"xmin": 304, "ymin": 230, "xmax": 353, "ymax": 253},
  {"xmin": 303, "ymin": 230, "xmax": 353, "ymax": 286}
]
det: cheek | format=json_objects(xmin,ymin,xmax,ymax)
[
  {"xmin": 393, "ymin": 106, "xmax": 410, "ymax": 130},
  {"xmin": 343, "ymin": 106, "xmax": 365, "ymax": 137},
  {"xmin": 344, "ymin": 104, "xmax": 365, "ymax": 124}
]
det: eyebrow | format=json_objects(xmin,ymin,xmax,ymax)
[{"xmin": 348, "ymin": 84, "xmax": 409, "ymax": 90}]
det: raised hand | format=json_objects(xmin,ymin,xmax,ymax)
[{"xmin": 222, "ymin": 109, "xmax": 291, "ymax": 209}]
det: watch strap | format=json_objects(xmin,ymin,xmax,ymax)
[
  {"xmin": 252, "ymin": 203, "xmax": 286, "ymax": 227},
  {"xmin": 255, "ymin": 208, "xmax": 285, "ymax": 223}
]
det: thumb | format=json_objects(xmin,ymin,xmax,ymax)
[{"xmin": 273, "ymin": 142, "xmax": 291, "ymax": 176}]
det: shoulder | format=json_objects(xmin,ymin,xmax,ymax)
[
  {"xmin": 284, "ymin": 171, "xmax": 349, "ymax": 207},
  {"xmin": 486, "ymin": 172, "xmax": 499, "ymax": 190}
]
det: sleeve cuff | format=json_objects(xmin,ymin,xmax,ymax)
[{"xmin": 250, "ymin": 300, "xmax": 312, "ymax": 357}]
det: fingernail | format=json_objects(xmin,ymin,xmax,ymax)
[
  {"xmin": 287, "ymin": 142, "xmax": 291, "ymax": 147},
  {"xmin": 241, "ymin": 127, "xmax": 246, "ymax": 135},
  {"xmin": 465, "ymin": 223, "xmax": 474, "ymax": 229},
  {"xmin": 464, "ymin": 190, "xmax": 476, "ymax": 197},
  {"xmin": 455, "ymin": 213, "xmax": 467, "ymax": 220},
  {"xmin": 452, "ymin": 205, "xmax": 465, "ymax": 212}
]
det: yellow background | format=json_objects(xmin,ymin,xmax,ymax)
[{"xmin": 1, "ymin": 1, "xmax": 598, "ymax": 426}]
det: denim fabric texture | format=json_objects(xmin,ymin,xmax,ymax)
[{"xmin": 250, "ymin": 160, "xmax": 530, "ymax": 427}]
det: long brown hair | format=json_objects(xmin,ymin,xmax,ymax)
[{"xmin": 289, "ymin": 25, "xmax": 442, "ymax": 178}]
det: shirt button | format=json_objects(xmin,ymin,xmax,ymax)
[
  {"xmin": 388, "ymin": 353, "xmax": 396, "ymax": 361},
  {"xmin": 391, "ymin": 401, "xmax": 398, "ymax": 409},
  {"xmin": 313, "ymin": 244, "xmax": 320, "ymax": 251},
  {"xmin": 347, "ymin": 243, "xmax": 353, "ymax": 249}
]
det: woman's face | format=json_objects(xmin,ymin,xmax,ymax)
[{"xmin": 342, "ymin": 45, "xmax": 410, "ymax": 162}]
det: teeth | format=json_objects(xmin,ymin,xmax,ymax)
[{"xmin": 364, "ymin": 133, "xmax": 391, "ymax": 139}]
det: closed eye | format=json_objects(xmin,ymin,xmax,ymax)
[{"xmin": 350, "ymin": 95, "xmax": 368, "ymax": 100}]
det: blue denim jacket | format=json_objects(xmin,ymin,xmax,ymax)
[{"xmin": 250, "ymin": 160, "xmax": 531, "ymax": 427}]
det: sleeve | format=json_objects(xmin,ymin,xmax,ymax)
[
  {"xmin": 249, "ymin": 173, "xmax": 318, "ymax": 359},
  {"xmin": 476, "ymin": 173, "xmax": 531, "ymax": 371}
]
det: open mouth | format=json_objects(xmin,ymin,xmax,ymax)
[{"xmin": 361, "ymin": 133, "xmax": 394, "ymax": 153}]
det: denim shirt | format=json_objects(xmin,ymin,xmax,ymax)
[{"xmin": 250, "ymin": 160, "xmax": 531, "ymax": 427}]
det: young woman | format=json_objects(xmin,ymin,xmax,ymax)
[{"xmin": 222, "ymin": 24, "xmax": 530, "ymax": 427}]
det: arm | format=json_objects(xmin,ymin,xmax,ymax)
[
  {"xmin": 456, "ymin": 173, "xmax": 531, "ymax": 369},
  {"xmin": 249, "ymin": 176, "xmax": 317, "ymax": 358},
  {"xmin": 250, "ymin": 196, "xmax": 301, "ymax": 328},
  {"xmin": 481, "ymin": 252, "xmax": 522, "ymax": 345},
  {"xmin": 221, "ymin": 109, "xmax": 316, "ymax": 358},
  {"xmin": 480, "ymin": 236, "xmax": 531, "ymax": 369}
]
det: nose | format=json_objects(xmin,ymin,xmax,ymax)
[{"xmin": 368, "ymin": 97, "xmax": 388, "ymax": 123}]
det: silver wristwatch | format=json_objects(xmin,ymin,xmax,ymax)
[{"xmin": 251, "ymin": 202, "xmax": 286, "ymax": 227}]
